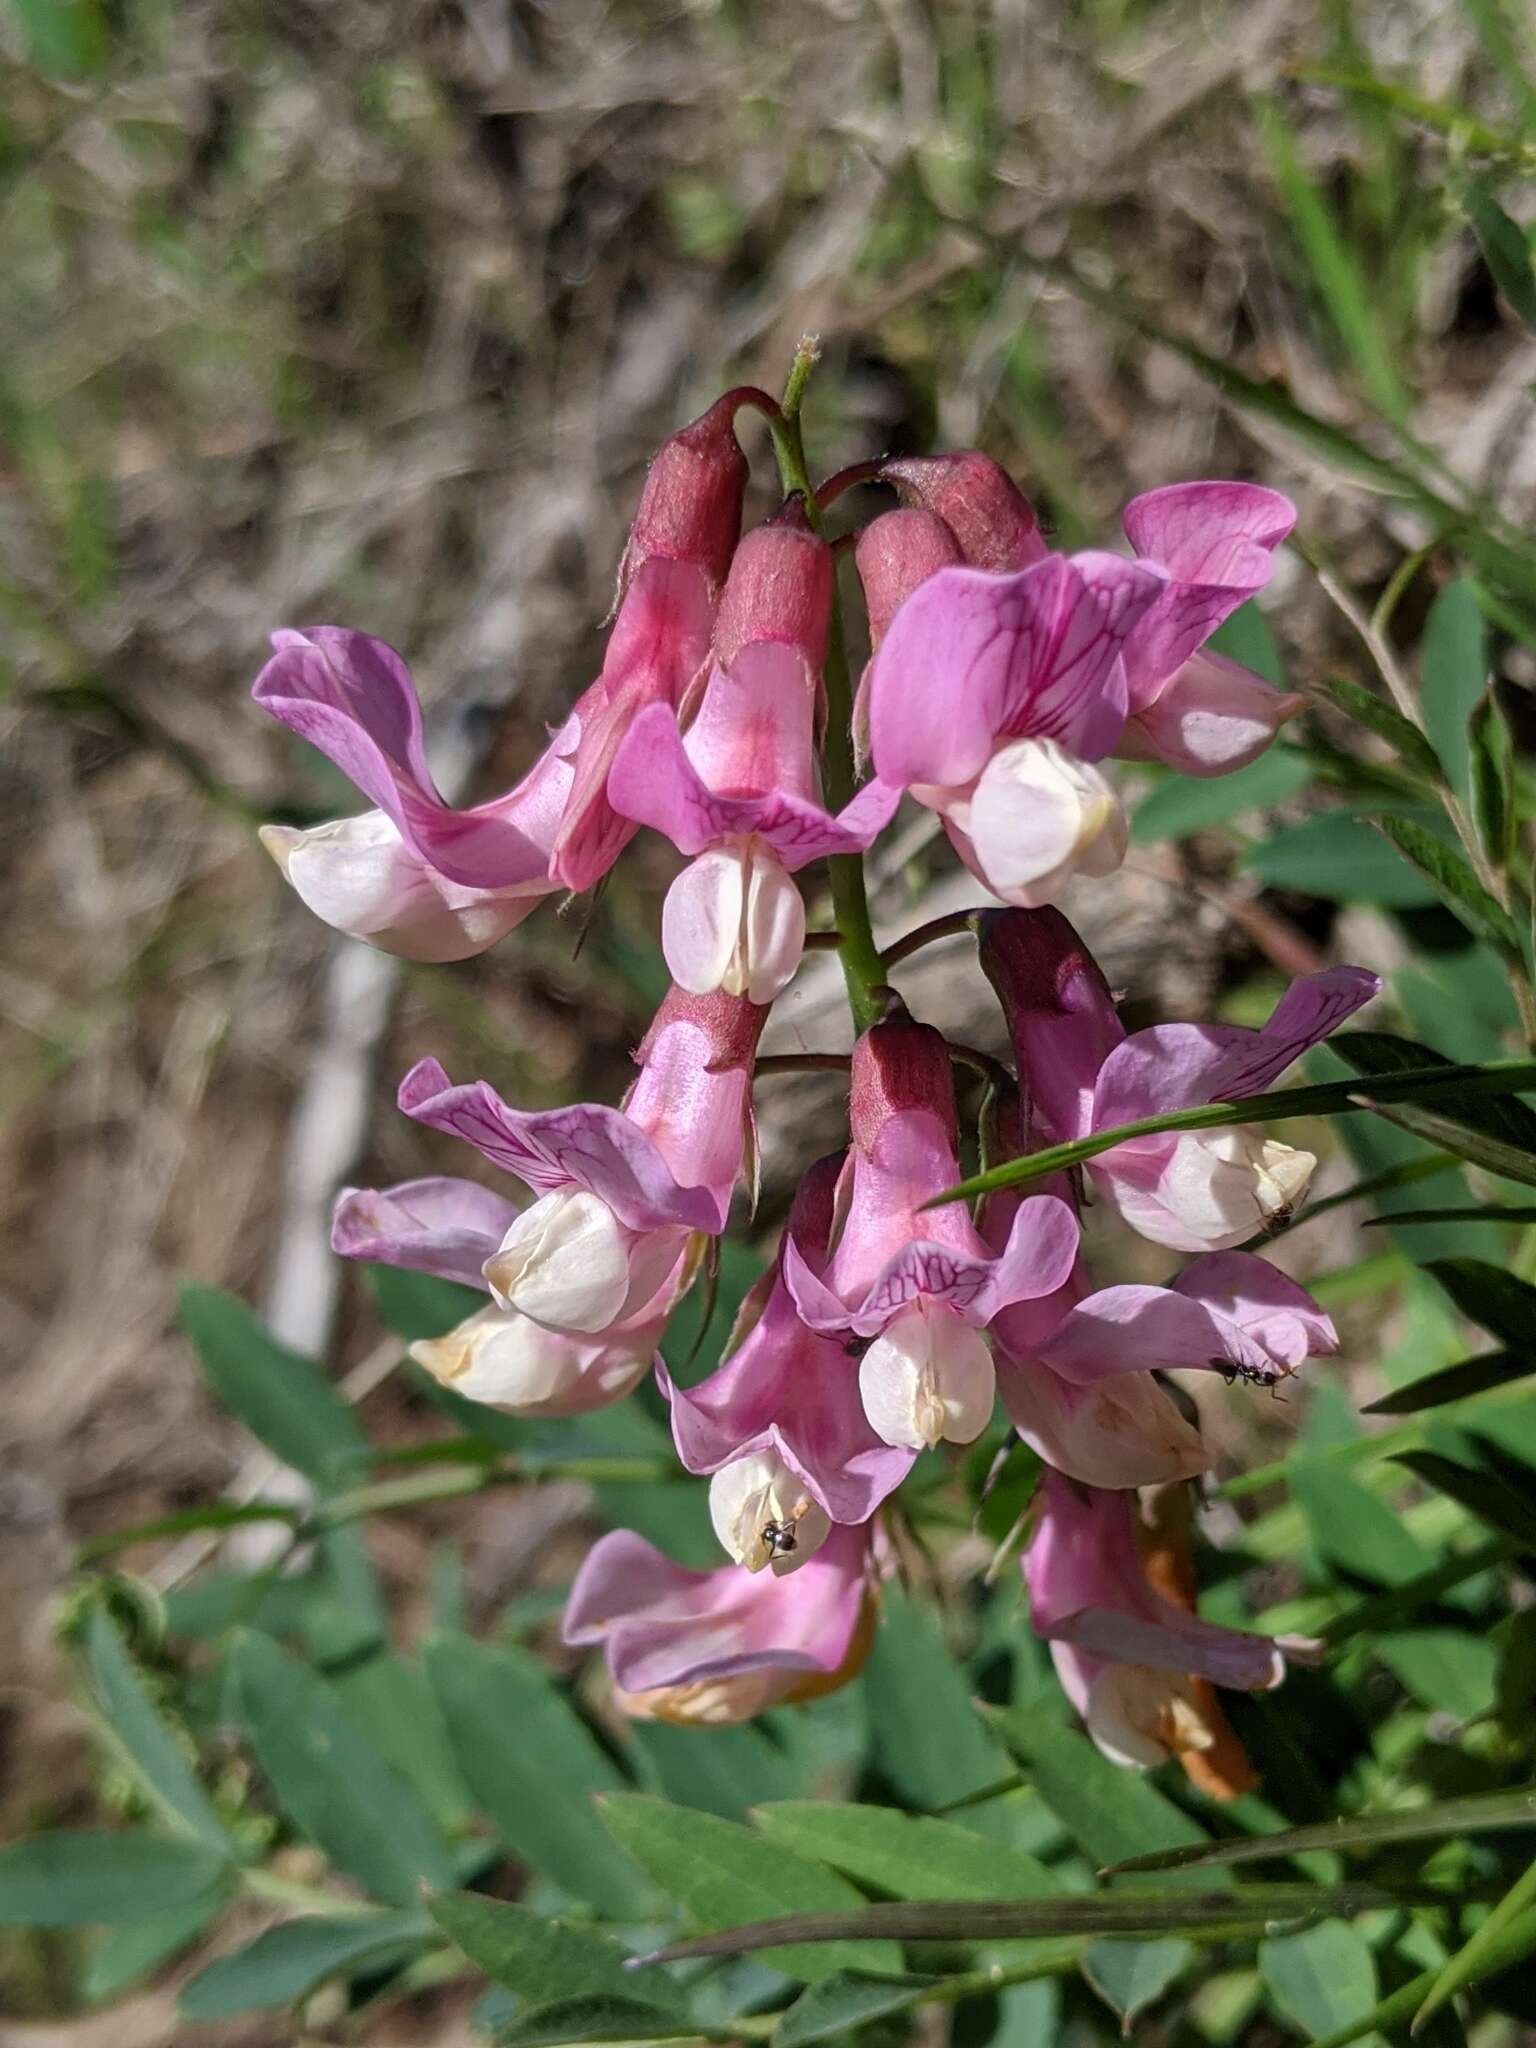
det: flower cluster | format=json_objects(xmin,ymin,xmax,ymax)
[{"xmin": 256, "ymin": 382, "xmax": 1378, "ymax": 1776}]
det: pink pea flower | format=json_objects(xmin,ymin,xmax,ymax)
[
  {"xmin": 332, "ymin": 1176, "xmax": 668, "ymax": 1416},
  {"xmin": 781, "ymin": 1009, "xmax": 1078, "ymax": 1451},
  {"xmin": 252, "ymin": 394, "xmax": 750, "ymax": 958},
  {"xmin": 662, "ymin": 1156, "xmax": 915, "ymax": 1573},
  {"xmin": 563, "ymin": 1521, "xmax": 873, "ymax": 1726},
  {"xmin": 1117, "ymin": 482, "xmax": 1305, "ymax": 775},
  {"xmin": 981, "ymin": 907, "xmax": 1380, "ymax": 1252},
  {"xmin": 1026, "ymin": 1470, "xmax": 1318, "ymax": 1770},
  {"xmin": 383, "ymin": 985, "xmax": 763, "ymax": 1340},
  {"xmin": 865, "ymin": 528, "xmax": 1164, "ymax": 908},
  {"xmin": 608, "ymin": 510, "xmax": 899, "ymax": 1003},
  {"xmin": 977, "ymin": 1087, "xmax": 1335, "ymax": 1486}
]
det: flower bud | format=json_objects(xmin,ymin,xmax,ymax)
[
  {"xmin": 881, "ymin": 451, "xmax": 1047, "ymax": 572},
  {"xmin": 708, "ymin": 1451, "xmax": 832, "ymax": 1576},
  {"xmin": 484, "ymin": 1188, "xmax": 685, "ymax": 1332},
  {"xmin": 410, "ymin": 1303, "xmax": 652, "ymax": 1416},
  {"xmin": 959, "ymin": 738, "xmax": 1128, "ymax": 907},
  {"xmin": 711, "ymin": 513, "xmax": 834, "ymax": 675},
  {"xmin": 857, "ymin": 1300, "xmax": 996, "ymax": 1449},
  {"xmin": 854, "ymin": 508, "xmax": 965, "ymax": 650},
  {"xmin": 661, "ymin": 842, "xmax": 806, "ymax": 1004},
  {"xmin": 622, "ymin": 389, "xmax": 753, "ymax": 596},
  {"xmin": 259, "ymin": 815, "xmax": 544, "ymax": 963}
]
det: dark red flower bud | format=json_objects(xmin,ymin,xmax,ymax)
[
  {"xmin": 881, "ymin": 451, "xmax": 1046, "ymax": 574},
  {"xmin": 623, "ymin": 390, "xmax": 753, "ymax": 595},
  {"xmin": 854, "ymin": 507, "xmax": 964, "ymax": 649},
  {"xmin": 711, "ymin": 514, "xmax": 834, "ymax": 673}
]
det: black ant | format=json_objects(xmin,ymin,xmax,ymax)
[{"xmin": 759, "ymin": 1496, "xmax": 816, "ymax": 1560}]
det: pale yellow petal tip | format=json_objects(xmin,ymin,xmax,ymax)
[{"xmin": 257, "ymin": 822, "xmax": 300, "ymax": 875}]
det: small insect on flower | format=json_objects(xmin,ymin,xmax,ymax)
[
  {"xmin": 759, "ymin": 1496, "xmax": 818, "ymax": 1559},
  {"xmin": 1209, "ymin": 1356, "xmax": 1276, "ymax": 1388}
]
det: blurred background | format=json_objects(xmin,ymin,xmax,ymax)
[{"xmin": 4, "ymin": 0, "xmax": 1536, "ymax": 2031}]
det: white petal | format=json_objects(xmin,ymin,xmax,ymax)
[
  {"xmin": 1115, "ymin": 1129, "xmax": 1317, "ymax": 1252},
  {"xmin": 662, "ymin": 848, "xmax": 745, "ymax": 995},
  {"xmin": 967, "ymin": 739, "xmax": 1127, "ymax": 907},
  {"xmin": 262, "ymin": 812, "xmax": 538, "ymax": 962},
  {"xmin": 410, "ymin": 1304, "xmax": 650, "ymax": 1416},
  {"xmin": 1085, "ymin": 1665, "xmax": 1216, "ymax": 1770},
  {"xmin": 708, "ymin": 1452, "xmax": 831, "ymax": 1576},
  {"xmin": 859, "ymin": 1302, "xmax": 995, "ymax": 1450},
  {"xmin": 483, "ymin": 1190, "xmax": 634, "ymax": 1332},
  {"xmin": 740, "ymin": 845, "xmax": 806, "ymax": 1002}
]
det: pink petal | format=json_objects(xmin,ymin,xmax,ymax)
[
  {"xmin": 1092, "ymin": 1022, "xmax": 1252, "ymax": 1128},
  {"xmin": 1172, "ymin": 1251, "xmax": 1337, "ymax": 1370},
  {"xmin": 253, "ymin": 628, "xmax": 566, "ymax": 891},
  {"xmin": 562, "ymin": 1523, "xmax": 867, "ymax": 1695},
  {"xmin": 1121, "ymin": 482, "xmax": 1295, "ymax": 707},
  {"xmin": 1120, "ymin": 649, "xmax": 1304, "ymax": 774},
  {"xmin": 1035, "ymin": 1280, "xmax": 1277, "ymax": 1384},
  {"xmin": 396, "ymin": 1058, "xmax": 724, "ymax": 1232},
  {"xmin": 1208, "ymin": 967, "xmax": 1381, "ymax": 1100},
  {"xmin": 978, "ymin": 907, "xmax": 1124, "ymax": 1146},
  {"xmin": 999, "ymin": 1360, "xmax": 1207, "ymax": 1488},
  {"xmin": 330, "ymin": 1175, "xmax": 518, "ymax": 1286}
]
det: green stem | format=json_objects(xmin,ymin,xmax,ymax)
[{"xmin": 769, "ymin": 340, "xmax": 888, "ymax": 1034}]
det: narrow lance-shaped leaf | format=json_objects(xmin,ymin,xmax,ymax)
[
  {"xmin": 1423, "ymin": 1258, "xmax": 1536, "ymax": 1350},
  {"xmin": 1394, "ymin": 1449, "xmax": 1536, "ymax": 1553},
  {"xmin": 1363, "ymin": 1350, "xmax": 1535, "ymax": 1416},
  {"xmin": 1316, "ymin": 676, "xmax": 1442, "ymax": 781},
  {"xmin": 1370, "ymin": 814, "xmax": 1524, "ymax": 957},
  {"xmin": 1420, "ymin": 576, "xmax": 1490, "ymax": 800},
  {"xmin": 178, "ymin": 1286, "xmax": 364, "ymax": 1482},
  {"xmin": 81, "ymin": 1607, "xmax": 235, "ymax": 1855},
  {"xmin": 0, "ymin": 1833, "xmax": 229, "ymax": 1927},
  {"xmin": 1470, "ymin": 688, "xmax": 1518, "ymax": 869},
  {"xmin": 1462, "ymin": 179, "xmax": 1536, "ymax": 333},
  {"xmin": 179, "ymin": 1913, "xmax": 430, "ymax": 2022},
  {"xmin": 1415, "ymin": 1858, "xmax": 1536, "ymax": 2032},
  {"xmin": 924, "ymin": 1051, "xmax": 1536, "ymax": 1207},
  {"xmin": 631, "ymin": 1882, "xmax": 1474, "ymax": 1966},
  {"xmin": 1104, "ymin": 1784, "xmax": 1536, "ymax": 1876}
]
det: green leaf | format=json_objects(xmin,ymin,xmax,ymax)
[
  {"xmin": 1463, "ymin": 180, "xmax": 1536, "ymax": 332},
  {"xmin": 230, "ymin": 1631, "xmax": 454, "ymax": 1907},
  {"xmin": 1261, "ymin": 1921, "xmax": 1379, "ymax": 2041},
  {"xmin": 1370, "ymin": 814, "xmax": 1523, "ymax": 954},
  {"xmin": 598, "ymin": 1793, "xmax": 903, "ymax": 1983},
  {"xmin": 427, "ymin": 1893, "xmax": 667, "ymax": 2009},
  {"xmin": 631, "ymin": 1718, "xmax": 802, "ymax": 1822},
  {"xmin": 496, "ymin": 1994, "xmax": 702, "ymax": 2046},
  {"xmin": 985, "ymin": 1712, "xmax": 1214, "ymax": 1880},
  {"xmin": 83, "ymin": 1888, "xmax": 230, "ymax": 2003},
  {"xmin": 1130, "ymin": 749, "xmax": 1311, "ymax": 844},
  {"xmin": 773, "ymin": 1971, "xmax": 939, "ymax": 2048},
  {"xmin": 1243, "ymin": 811, "xmax": 1438, "ymax": 905},
  {"xmin": 367, "ymin": 1264, "xmax": 483, "ymax": 1343},
  {"xmin": 1317, "ymin": 677, "xmax": 1443, "ymax": 780},
  {"xmin": 1366, "ymin": 1208, "xmax": 1536, "ymax": 1228},
  {"xmin": 9, "ymin": 0, "xmax": 109, "ymax": 76},
  {"xmin": 1300, "ymin": 1906, "xmax": 1536, "ymax": 2048},
  {"xmin": 179, "ymin": 1911, "xmax": 429, "ymax": 2020},
  {"xmin": 1395, "ymin": 1448, "xmax": 1536, "ymax": 1551},
  {"xmin": 1081, "ymin": 1938, "xmax": 1193, "ymax": 2028},
  {"xmin": 861, "ymin": 1590, "xmax": 1013, "ymax": 1815},
  {"xmin": 81, "ymin": 1608, "xmax": 234, "ymax": 1854},
  {"xmin": 1417, "ymin": 1859, "xmax": 1536, "ymax": 2032},
  {"xmin": 1105, "ymin": 1784, "xmax": 1536, "ymax": 1875},
  {"xmin": 1378, "ymin": 1626, "xmax": 1499, "ymax": 1720},
  {"xmin": 1421, "ymin": 578, "xmax": 1489, "ymax": 800},
  {"xmin": 1469, "ymin": 688, "xmax": 1517, "ymax": 867},
  {"xmin": 0, "ymin": 1833, "xmax": 228, "ymax": 1926},
  {"xmin": 751, "ymin": 1804, "xmax": 1052, "ymax": 1901},
  {"xmin": 178, "ymin": 1286, "xmax": 363, "ymax": 1482},
  {"xmin": 331, "ymin": 1648, "xmax": 472, "ymax": 1829},
  {"xmin": 1292, "ymin": 1462, "xmax": 1433, "ymax": 1585},
  {"xmin": 1424, "ymin": 1257, "xmax": 1536, "ymax": 1349},
  {"xmin": 926, "ymin": 1049, "xmax": 1536, "ymax": 1207},
  {"xmin": 637, "ymin": 1884, "xmax": 1448, "ymax": 1965},
  {"xmin": 1365, "ymin": 1350, "xmax": 1535, "ymax": 1415},
  {"xmin": 425, "ymin": 1633, "xmax": 648, "ymax": 1916}
]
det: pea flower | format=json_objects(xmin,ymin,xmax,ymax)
[
  {"xmin": 384, "ymin": 985, "xmax": 763, "ymax": 1339},
  {"xmin": 332, "ymin": 1177, "xmax": 668, "ymax": 1416},
  {"xmin": 781, "ymin": 1009, "xmax": 1079, "ymax": 1451},
  {"xmin": 662, "ymin": 1156, "xmax": 915, "ymax": 1568},
  {"xmin": 980, "ymin": 906, "xmax": 1379, "ymax": 1251},
  {"xmin": 562, "ymin": 1521, "xmax": 874, "ymax": 1726},
  {"xmin": 608, "ymin": 511, "xmax": 899, "ymax": 1003},
  {"xmin": 252, "ymin": 393, "xmax": 751, "ymax": 958},
  {"xmin": 865, "ymin": 536, "xmax": 1164, "ymax": 908},
  {"xmin": 1117, "ymin": 482, "xmax": 1305, "ymax": 774},
  {"xmin": 1025, "ymin": 1470, "xmax": 1318, "ymax": 1771}
]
